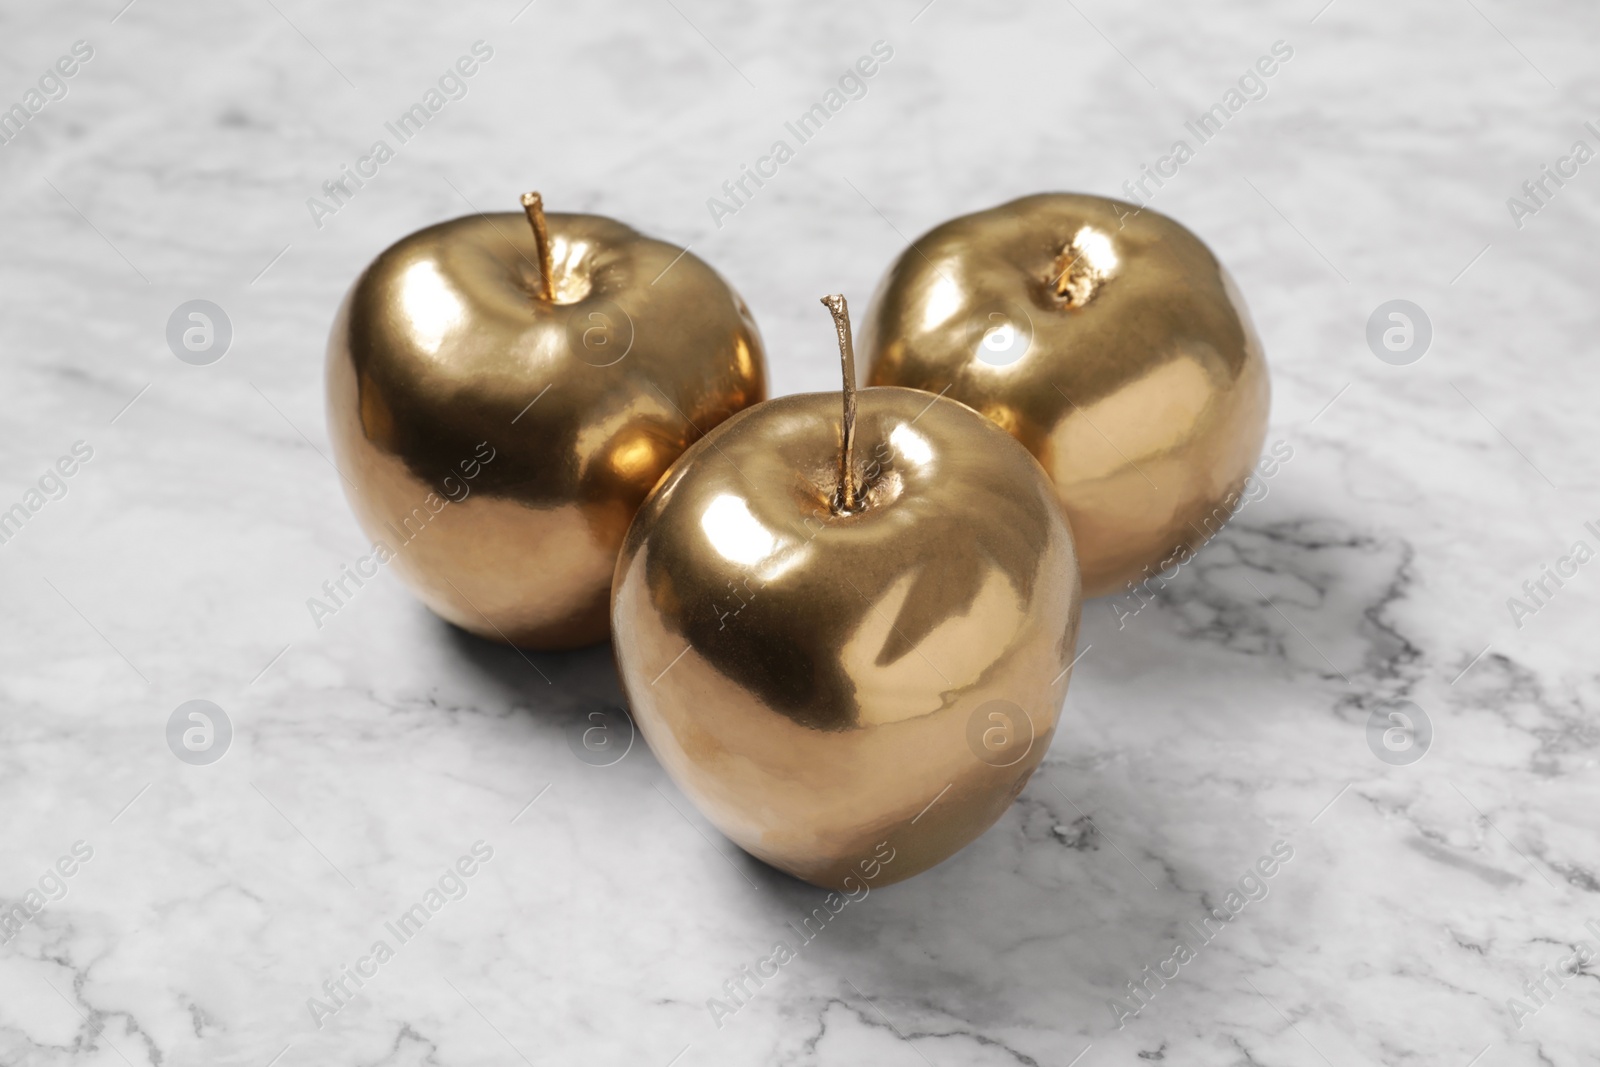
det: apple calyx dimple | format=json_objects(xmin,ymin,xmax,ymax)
[{"xmin": 1051, "ymin": 223, "xmax": 1119, "ymax": 308}]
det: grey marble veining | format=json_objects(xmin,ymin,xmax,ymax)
[{"xmin": 1, "ymin": 0, "xmax": 1598, "ymax": 1064}]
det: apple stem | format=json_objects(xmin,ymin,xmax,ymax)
[
  {"xmin": 820, "ymin": 294, "xmax": 860, "ymax": 514},
  {"xmin": 520, "ymin": 191, "xmax": 555, "ymax": 303}
]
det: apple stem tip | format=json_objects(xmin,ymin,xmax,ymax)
[
  {"xmin": 821, "ymin": 294, "xmax": 859, "ymax": 514},
  {"xmin": 520, "ymin": 191, "xmax": 554, "ymax": 303}
]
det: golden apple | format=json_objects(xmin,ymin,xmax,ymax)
[
  {"xmin": 612, "ymin": 296, "xmax": 1081, "ymax": 888},
  {"xmin": 859, "ymin": 193, "xmax": 1269, "ymax": 597},
  {"xmin": 327, "ymin": 193, "xmax": 766, "ymax": 649}
]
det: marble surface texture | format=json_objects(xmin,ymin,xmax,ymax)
[{"xmin": 2, "ymin": 1, "xmax": 1598, "ymax": 1064}]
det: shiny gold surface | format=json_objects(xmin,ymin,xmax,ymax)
[
  {"xmin": 327, "ymin": 197, "xmax": 766, "ymax": 649},
  {"xmin": 612, "ymin": 307, "xmax": 1081, "ymax": 887},
  {"xmin": 860, "ymin": 193, "xmax": 1270, "ymax": 598},
  {"xmin": 820, "ymin": 294, "xmax": 861, "ymax": 512}
]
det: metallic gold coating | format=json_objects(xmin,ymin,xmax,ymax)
[
  {"xmin": 860, "ymin": 193, "xmax": 1270, "ymax": 598},
  {"xmin": 518, "ymin": 191, "xmax": 554, "ymax": 303},
  {"xmin": 612, "ymin": 383, "xmax": 1081, "ymax": 889},
  {"xmin": 326, "ymin": 199, "xmax": 767, "ymax": 649},
  {"xmin": 820, "ymin": 294, "xmax": 860, "ymax": 513}
]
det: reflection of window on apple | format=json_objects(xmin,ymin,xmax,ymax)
[
  {"xmin": 701, "ymin": 494, "xmax": 776, "ymax": 566},
  {"xmin": 919, "ymin": 273, "xmax": 963, "ymax": 332},
  {"xmin": 888, "ymin": 424, "xmax": 933, "ymax": 469},
  {"xmin": 398, "ymin": 260, "xmax": 465, "ymax": 355},
  {"xmin": 700, "ymin": 493, "xmax": 809, "ymax": 585}
]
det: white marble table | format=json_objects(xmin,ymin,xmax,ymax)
[{"xmin": 2, "ymin": 1, "xmax": 1597, "ymax": 1064}]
